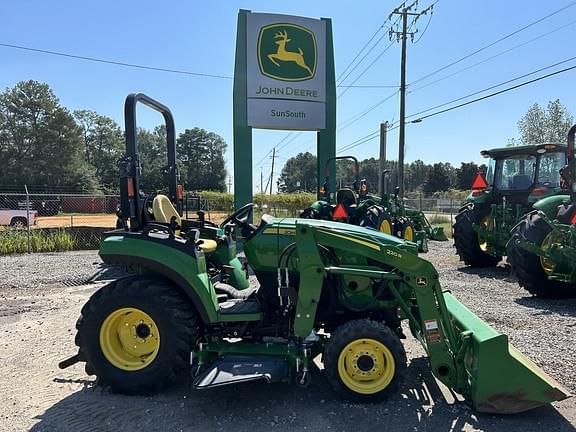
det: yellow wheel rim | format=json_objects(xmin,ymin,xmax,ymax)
[
  {"xmin": 99, "ymin": 307, "xmax": 160, "ymax": 371},
  {"xmin": 337, "ymin": 338, "xmax": 395, "ymax": 395},
  {"xmin": 379, "ymin": 219, "xmax": 392, "ymax": 234},
  {"xmin": 540, "ymin": 232, "xmax": 559, "ymax": 275},
  {"xmin": 403, "ymin": 225, "xmax": 414, "ymax": 242},
  {"xmin": 478, "ymin": 216, "xmax": 493, "ymax": 252}
]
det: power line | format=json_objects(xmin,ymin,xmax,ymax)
[
  {"xmin": 337, "ymin": 129, "xmax": 380, "ymax": 153},
  {"xmin": 410, "ymin": 62, "xmax": 576, "ymax": 123},
  {"xmin": 412, "ymin": 8, "xmax": 433, "ymax": 43},
  {"xmin": 337, "ymin": 15, "xmax": 402, "ymax": 87},
  {"xmin": 338, "ymin": 90, "xmax": 399, "ymax": 132},
  {"xmin": 407, "ymin": 55, "xmax": 576, "ymax": 120},
  {"xmin": 409, "ymin": 18, "xmax": 576, "ymax": 94},
  {"xmin": 0, "ymin": 42, "xmax": 233, "ymax": 80},
  {"xmin": 336, "ymin": 84, "xmax": 398, "ymax": 88},
  {"xmin": 336, "ymin": 24, "xmax": 386, "ymax": 83},
  {"xmin": 409, "ymin": 1, "xmax": 576, "ymax": 86},
  {"xmin": 337, "ymin": 57, "xmax": 576, "ymax": 154},
  {"xmin": 337, "ymin": 40, "xmax": 397, "ymax": 99}
]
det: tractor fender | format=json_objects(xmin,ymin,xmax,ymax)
[
  {"xmin": 99, "ymin": 236, "xmax": 219, "ymax": 324},
  {"xmin": 532, "ymin": 194, "xmax": 570, "ymax": 218}
]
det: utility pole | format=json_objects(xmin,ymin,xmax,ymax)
[
  {"xmin": 390, "ymin": 1, "xmax": 435, "ymax": 197},
  {"xmin": 228, "ymin": 176, "xmax": 232, "ymax": 193},
  {"xmin": 260, "ymin": 168, "xmax": 263, "ymax": 193},
  {"xmin": 269, "ymin": 147, "xmax": 277, "ymax": 195},
  {"xmin": 379, "ymin": 121, "xmax": 388, "ymax": 195}
]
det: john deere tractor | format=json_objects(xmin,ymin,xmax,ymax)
[
  {"xmin": 59, "ymin": 94, "xmax": 569, "ymax": 414},
  {"xmin": 300, "ymin": 156, "xmax": 446, "ymax": 253},
  {"xmin": 454, "ymin": 142, "xmax": 567, "ymax": 267},
  {"xmin": 507, "ymin": 125, "xmax": 576, "ymax": 298}
]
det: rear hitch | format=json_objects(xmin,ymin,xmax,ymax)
[{"xmin": 58, "ymin": 353, "xmax": 81, "ymax": 369}]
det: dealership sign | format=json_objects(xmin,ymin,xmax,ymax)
[{"xmin": 246, "ymin": 13, "xmax": 326, "ymax": 130}]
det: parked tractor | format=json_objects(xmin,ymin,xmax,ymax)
[
  {"xmin": 300, "ymin": 156, "xmax": 446, "ymax": 253},
  {"xmin": 507, "ymin": 125, "xmax": 576, "ymax": 297},
  {"xmin": 453, "ymin": 143, "xmax": 567, "ymax": 267},
  {"xmin": 59, "ymin": 93, "xmax": 569, "ymax": 414}
]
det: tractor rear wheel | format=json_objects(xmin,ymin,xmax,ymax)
[
  {"xmin": 324, "ymin": 319, "xmax": 406, "ymax": 402},
  {"xmin": 75, "ymin": 276, "xmax": 199, "ymax": 394},
  {"xmin": 360, "ymin": 206, "xmax": 394, "ymax": 235},
  {"xmin": 507, "ymin": 212, "xmax": 575, "ymax": 298},
  {"xmin": 396, "ymin": 219, "xmax": 415, "ymax": 242},
  {"xmin": 453, "ymin": 205, "xmax": 501, "ymax": 267}
]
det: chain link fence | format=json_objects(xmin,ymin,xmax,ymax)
[
  {"xmin": 0, "ymin": 191, "xmax": 119, "ymax": 254},
  {"xmin": 0, "ymin": 190, "xmax": 462, "ymax": 255}
]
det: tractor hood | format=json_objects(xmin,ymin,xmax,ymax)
[
  {"xmin": 262, "ymin": 217, "xmax": 419, "ymax": 255},
  {"xmin": 244, "ymin": 216, "xmax": 419, "ymax": 274}
]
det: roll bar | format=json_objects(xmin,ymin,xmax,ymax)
[{"xmin": 120, "ymin": 93, "xmax": 178, "ymax": 231}]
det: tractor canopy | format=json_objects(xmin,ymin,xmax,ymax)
[{"xmin": 468, "ymin": 143, "xmax": 567, "ymax": 204}]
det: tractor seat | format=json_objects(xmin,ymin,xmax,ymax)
[
  {"xmin": 152, "ymin": 194, "xmax": 182, "ymax": 226},
  {"xmin": 510, "ymin": 175, "xmax": 532, "ymax": 190},
  {"xmin": 153, "ymin": 195, "xmax": 218, "ymax": 254},
  {"xmin": 197, "ymin": 239, "xmax": 218, "ymax": 254},
  {"xmin": 336, "ymin": 188, "xmax": 357, "ymax": 206}
]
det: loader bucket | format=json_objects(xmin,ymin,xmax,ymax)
[
  {"xmin": 428, "ymin": 226, "xmax": 448, "ymax": 241},
  {"xmin": 443, "ymin": 292, "xmax": 570, "ymax": 414}
]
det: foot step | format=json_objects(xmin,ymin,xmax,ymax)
[{"xmin": 193, "ymin": 356, "xmax": 288, "ymax": 389}]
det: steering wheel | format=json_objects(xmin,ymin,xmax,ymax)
[{"xmin": 219, "ymin": 203, "xmax": 256, "ymax": 236}]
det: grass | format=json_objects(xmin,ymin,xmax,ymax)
[
  {"xmin": 0, "ymin": 229, "xmax": 77, "ymax": 255},
  {"xmin": 427, "ymin": 214, "xmax": 451, "ymax": 224}
]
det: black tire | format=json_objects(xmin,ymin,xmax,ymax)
[
  {"xmin": 507, "ymin": 212, "xmax": 575, "ymax": 298},
  {"xmin": 453, "ymin": 205, "xmax": 501, "ymax": 267},
  {"xmin": 10, "ymin": 217, "xmax": 27, "ymax": 228},
  {"xmin": 396, "ymin": 219, "xmax": 415, "ymax": 242},
  {"xmin": 360, "ymin": 206, "xmax": 394, "ymax": 236},
  {"xmin": 324, "ymin": 319, "xmax": 407, "ymax": 402},
  {"xmin": 75, "ymin": 276, "xmax": 199, "ymax": 394}
]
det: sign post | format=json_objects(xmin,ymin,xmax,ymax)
[{"xmin": 233, "ymin": 10, "xmax": 336, "ymax": 212}]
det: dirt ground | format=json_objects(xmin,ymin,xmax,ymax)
[
  {"xmin": 0, "ymin": 244, "xmax": 575, "ymax": 432},
  {"xmin": 34, "ymin": 212, "xmax": 231, "ymax": 229}
]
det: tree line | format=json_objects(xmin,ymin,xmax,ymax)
[
  {"xmin": 278, "ymin": 153, "xmax": 486, "ymax": 194},
  {"xmin": 278, "ymin": 99, "xmax": 573, "ymax": 194},
  {"xmin": 0, "ymin": 80, "xmax": 228, "ymax": 193}
]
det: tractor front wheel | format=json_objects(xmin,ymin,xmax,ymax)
[
  {"xmin": 507, "ymin": 212, "xmax": 574, "ymax": 298},
  {"xmin": 75, "ymin": 276, "xmax": 199, "ymax": 394},
  {"xmin": 324, "ymin": 319, "xmax": 407, "ymax": 402},
  {"xmin": 453, "ymin": 205, "xmax": 501, "ymax": 267}
]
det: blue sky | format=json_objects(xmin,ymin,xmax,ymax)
[{"xmin": 1, "ymin": 0, "xmax": 575, "ymax": 192}]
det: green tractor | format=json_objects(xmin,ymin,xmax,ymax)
[
  {"xmin": 507, "ymin": 125, "xmax": 576, "ymax": 297},
  {"xmin": 300, "ymin": 156, "xmax": 447, "ymax": 253},
  {"xmin": 59, "ymin": 93, "xmax": 569, "ymax": 414},
  {"xmin": 454, "ymin": 142, "xmax": 567, "ymax": 267}
]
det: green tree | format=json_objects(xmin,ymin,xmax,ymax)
[
  {"xmin": 137, "ymin": 126, "xmax": 168, "ymax": 193},
  {"xmin": 177, "ymin": 128, "xmax": 227, "ymax": 192},
  {"xmin": 0, "ymin": 80, "xmax": 99, "ymax": 192},
  {"xmin": 407, "ymin": 160, "xmax": 430, "ymax": 192},
  {"xmin": 516, "ymin": 99, "xmax": 574, "ymax": 145},
  {"xmin": 424, "ymin": 163, "xmax": 452, "ymax": 193},
  {"xmin": 74, "ymin": 109, "xmax": 124, "ymax": 192},
  {"xmin": 278, "ymin": 152, "xmax": 317, "ymax": 193},
  {"xmin": 456, "ymin": 162, "xmax": 479, "ymax": 190}
]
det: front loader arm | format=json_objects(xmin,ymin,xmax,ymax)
[{"xmin": 293, "ymin": 222, "xmax": 463, "ymax": 388}]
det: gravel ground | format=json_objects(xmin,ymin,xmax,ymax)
[{"xmin": 0, "ymin": 242, "xmax": 575, "ymax": 432}]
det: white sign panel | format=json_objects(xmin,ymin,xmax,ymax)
[{"xmin": 246, "ymin": 12, "xmax": 326, "ymax": 130}]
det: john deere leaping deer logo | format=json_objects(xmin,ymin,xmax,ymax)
[{"xmin": 258, "ymin": 23, "xmax": 317, "ymax": 81}]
